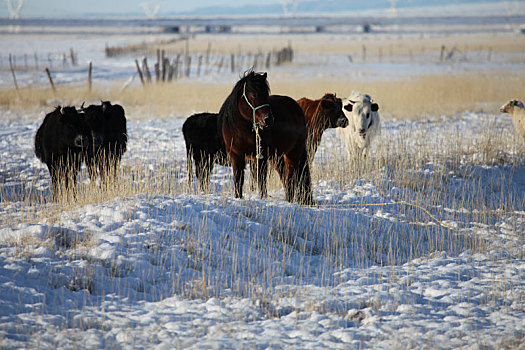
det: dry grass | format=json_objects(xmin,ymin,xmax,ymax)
[
  {"xmin": 119, "ymin": 32, "xmax": 525, "ymax": 56},
  {"xmin": 1, "ymin": 71, "xmax": 523, "ymax": 120},
  {"xmin": 1, "ymin": 32, "xmax": 523, "ymax": 120},
  {"xmin": 271, "ymin": 73, "xmax": 525, "ymax": 119}
]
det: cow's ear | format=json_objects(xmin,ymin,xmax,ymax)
[
  {"xmin": 344, "ymin": 103, "xmax": 353, "ymax": 112},
  {"xmin": 371, "ymin": 103, "xmax": 379, "ymax": 112},
  {"xmin": 102, "ymin": 101, "xmax": 111, "ymax": 113},
  {"xmin": 262, "ymin": 72, "xmax": 267, "ymax": 79}
]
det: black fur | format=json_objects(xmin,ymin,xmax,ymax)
[
  {"xmin": 34, "ymin": 106, "xmax": 92, "ymax": 200},
  {"xmin": 182, "ymin": 112, "xmax": 228, "ymax": 191},
  {"xmin": 82, "ymin": 101, "xmax": 127, "ymax": 186}
]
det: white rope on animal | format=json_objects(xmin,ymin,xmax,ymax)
[{"xmin": 242, "ymin": 82, "xmax": 270, "ymax": 187}]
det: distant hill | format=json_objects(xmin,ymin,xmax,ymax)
[{"xmin": 170, "ymin": 0, "xmax": 500, "ymax": 16}]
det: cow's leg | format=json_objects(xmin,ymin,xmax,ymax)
[
  {"xmin": 284, "ymin": 157, "xmax": 297, "ymax": 203},
  {"xmin": 230, "ymin": 155, "xmax": 245, "ymax": 199},
  {"xmin": 295, "ymin": 150, "xmax": 313, "ymax": 205},
  {"xmin": 99, "ymin": 150, "xmax": 110, "ymax": 189},
  {"xmin": 112, "ymin": 154, "xmax": 122, "ymax": 184},
  {"xmin": 86, "ymin": 155, "xmax": 98, "ymax": 186},
  {"xmin": 186, "ymin": 146, "xmax": 194, "ymax": 188},
  {"xmin": 275, "ymin": 155, "xmax": 295, "ymax": 203},
  {"xmin": 68, "ymin": 157, "xmax": 82, "ymax": 200},
  {"xmin": 63, "ymin": 165, "xmax": 74, "ymax": 200},
  {"xmin": 48, "ymin": 163, "xmax": 60, "ymax": 202},
  {"xmin": 195, "ymin": 153, "xmax": 212, "ymax": 193},
  {"xmin": 361, "ymin": 147, "xmax": 368, "ymax": 160}
]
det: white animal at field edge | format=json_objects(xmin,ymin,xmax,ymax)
[
  {"xmin": 337, "ymin": 91, "xmax": 380, "ymax": 160},
  {"xmin": 500, "ymin": 99, "xmax": 525, "ymax": 143}
]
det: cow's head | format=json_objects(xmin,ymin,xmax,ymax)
[
  {"xmin": 57, "ymin": 105, "xmax": 91, "ymax": 149},
  {"xmin": 101, "ymin": 100, "xmax": 127, "ymax": 128},
  {"xmin": 500, "ymin": 99, "xmax": 524, "ymax": 114},
  {"xmin": 343, "ymin": 92, "xmax": 379, "ymax": 138},
  {"xmin": 80, "ymin": 103, "xmax": 104, "ymax": 149},
  {"xmin": 320, "ymin": 93, "xmax": 348, "ymax": 129}
]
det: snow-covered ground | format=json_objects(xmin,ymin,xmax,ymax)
[
  {"xmin": 0, "ymin": 19, "xmax": 524, "ymax": 349},
  {"xmin": 1, "ymin": 111, "xmax": 524, "ymax": 349}
]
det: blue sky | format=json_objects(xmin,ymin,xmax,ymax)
[
  {"xmin": 1, "ymin": 0, "xmax": 273, "ymax": 18},
  {"xmin": 1, "ymin": 0, "xmax": 500, "ymax": 18}
]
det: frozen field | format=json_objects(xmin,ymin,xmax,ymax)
[
  {"xmin": 1, "ymin": 111, "xmax": 524, "ymax": 348},
  {"xmin": 0, "ymin": 14, "xmax": 525, "ymax": 350}
]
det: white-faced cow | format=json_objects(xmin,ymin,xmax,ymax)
[
  {"xmin": 337, "ymin": 91, "xmax": 380, "ymax": 161},
  {"xmin": 34, "ymin": 106, "xmax": 92, "ymax": 201}
]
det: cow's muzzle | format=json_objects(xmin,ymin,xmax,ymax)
[
  {"xmin": 337, "ymin": 116, "xmax": 349, "ymax": 128},
  {"xmin": 74, "ymin": 135, "xmax": 89, "ymax": 148}
]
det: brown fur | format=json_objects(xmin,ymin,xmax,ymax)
[{"xmin": 297, "ymin": 93, "xmax": 348, "ymax": 160}]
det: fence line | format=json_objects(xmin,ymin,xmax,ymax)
[{"xmin": 132, "ymin": 45, "xmax": 294, "ymax": 85}]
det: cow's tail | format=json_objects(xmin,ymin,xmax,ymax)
[
  {"xmin": 34, "ymin": 127, "xmax": 44, "ymax": 162},
  {"xmin": 186, "ymin": 143, "xmax": 194, "ymax": 189}
]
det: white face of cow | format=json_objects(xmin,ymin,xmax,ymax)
[{"xmin": 343, "ymin": 93, "xmax": 379, "ymax": 139}]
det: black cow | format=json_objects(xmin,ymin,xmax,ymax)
[
  {"xmin": 82, "ymin": 101, "xmax": 127, "ymax": 186},
  {"xmin": 35, "ymin": 106, "xmax": 92, "ymax": 201},
  {"xmin": 182, "ymin": 112, "xmax": 228, "ymax": 192}
]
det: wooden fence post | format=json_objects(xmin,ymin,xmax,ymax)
[
  {"xmin": 45, "ymin": 67, "xmax": 56, "ymax": 92},
  {"xmin": 160, "ymin": 49, "xmax": 165, "ymax": 81},
  {"xmin": 231, "ymin": 54, "xmax": 235, "ymax": 73},
  {"xmin": 9, "ymin": 54, "xmax": 19, "ymax": 90},
  {"xmin": 185, "ymin": 55, "xmax": 191, "ymax": 78},
  {"xmin": 88, "ymin": 61, "xmax": 92, "ymax": 92},
  {"xmin": 206, "ymin": 42, "xmax": 211, "ymax": 65},
  {"xmin": 197, "ymin": 55, "xmax": 202, "ymax": 76},
  {"xmin": 174, "ymin": 55, "xmax": 180, "ymax": 79},
  {"xmin": 70, "ymin": 48, "xmax": 77, "ymax": 66},
  {"xmin": 168, "ymin": 59, "xmax": 174, "ymax": 81},
  {"xmin": 163, "ymin": 57, "xmax": 169, "ymax": 81},
  {"xmin": 135, "ymin": 59, "xmax": 145, "ymax": 86},
  {"xmin": 218, "ymin": 56, "xmax": 224, "ymax": 73},
  {"xmin": 142, "ymin": 57, "xmax": 152, "ymax": 83},
  {"xmin": 154, "ymin": 62, "xmax": 160, "ymax": 82}
]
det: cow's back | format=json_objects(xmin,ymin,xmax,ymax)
[
  {"xmin": 296, "ymin": 97, "xmax": 320, "ymax": 129},
  {"xmin": 34, "ymin": 111, "xmax": 60, "ymax": 164},
  {"xmin": 183, "ymin": 112, "xmax": 223, "ymax": 154}
]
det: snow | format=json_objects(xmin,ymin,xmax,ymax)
[
  {"xmin": 1, "ymin": 110, "xmax": 523, "ymax": 348},
  {"xmin": 0, "ymin": 17, "xmax": 524, "ymax": 350}
]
